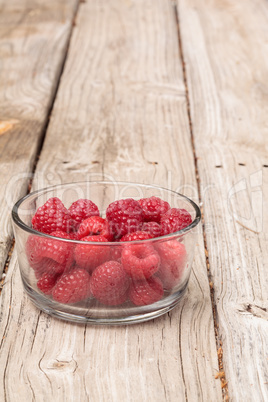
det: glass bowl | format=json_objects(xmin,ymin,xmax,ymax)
[{"xmin": 12, "ymin": 181, "xmax": 201, "ymax": 325}]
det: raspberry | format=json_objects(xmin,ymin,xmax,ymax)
[
  {"xmin": 52, "ymin": 268, "xmax": 91, "ymax": 304},
  {"xmin": 120, "ymin": 231, "xmax": 153, "ymax": 242},
  {"xmin": 74, "ymin": 235, "xmax": 110, "ymax": 272},
  {"xmin": 142, "ymin": 221, "xmax": 161, "ymax": 238},
  {"xmin": 68, "ymin": 199, "xmax": 99, "ymax": 230},
  {"xmin": 32, "ymin": 197, "xmax": 71, "ymax": 234},
  {"xmin": 45, "ymin": 259, "xmax": 67, "ymax": 275},
  {"xmin": 29, "ymin": 256, "xmax": 66, "ymax": 279},
  {"xmin": 26, "ymin": 234, "xmax": 74, "ymax": 273},
  {"xmin": 129, "ymin": 277, "xmax": 164, "ymax": 306},
  {"xmin": 106, "ymin": 198, "xmax": 144, "ymax": 239},
  {"xmin": 34, "ymin": 259, "xmax": 66, "ymax": 279},
  {"xmin": 77, "ymin": 216, "xmax": 113, "ymax": 241},
  {"xmin": 109, "ymin": 246, "xmax": 122, "ymax": 262},
  {"xmin": 155, "ymin": 240, "xmax": 187, "ymax": 289},
  {"xmin": 49, "ymin": 230, "xmax": 72, "ymax": 240},
  {"xmin": 121, "ymin": 244, "xmax": 160, "ymax": 279},
  {"xmin": 31, "ymin": 258, "xmax": 50, "ymax": 279},
  {"xmin": 160, "ymin": 208, "xmax": 192, "ymax": 235},
  {"xmin": 97, "ymin": 291, "xmax": 128, "ymax": 306},
  {"xmin": 26, "ymin": 235, "xmax": 46, "ymax": 271},
  {"xmin": 138, "ymin": 196, "xmax": 170, "ymax": 223},
  {"xmin": 37, "ymin": 270, "xmax": 60, "ymax": 295},
  {"xmin": 68, "ymin": 232, "xmax": 79, "ymax": 240},
  {"xmin": 90, "ymin": 261, "xmax": 129, "ymax": 306}
]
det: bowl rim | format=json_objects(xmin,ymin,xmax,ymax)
[{"xmin": 12, "ymin": 181, "xmax": 201, "ymax": 245}]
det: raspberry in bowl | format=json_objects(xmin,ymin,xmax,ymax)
[{"xmin": 12, "ymin": 181, "xmax": 200, "ymax": 324}]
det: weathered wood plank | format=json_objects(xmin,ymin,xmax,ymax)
[
  {"xmin": 0, "ymin": 0, "xmax": 222, "ymax": 401},
  {"xmin": 177, "ymin": 0, "xmax": 268, "ymax": 400},
  {"xmin": 0, "ymin": 0, "xmax": 78, "ymax": 275}
]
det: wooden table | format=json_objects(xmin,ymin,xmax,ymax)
[{"xmin": 0, "ymin": 0, "xmax": 267, "ymax": 401}]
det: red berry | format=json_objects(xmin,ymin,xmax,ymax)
[
  {"xmin": 106, "ymin": 198, "xmax": 144, "ymax": 239},
  {"xmin": 129, "ymin": 277, "xmax": 164, "ymax": 306},
  {"xmin": 29, "ymin": 258, "xmax": 66, "ymax": 279},
  {"xmin": 37, "ymin": 271, "xmax": 60, "ymax": 295},
  {"xmin": 77, "ymin": 216, "xmax": 113, "ymax": 241},
  {"xmin": 97, "ymin": 291, "xmax": 128, "ymax": 306},
  {"xmin": 68, "ymin": 232, "xmax": 79, "ymax": 240},
  {"xmin": 138, "ymin": 196, "xmax": 170, "ymax": 223},
  {"xmin": 155, "ymin": 240, "xmax": 187, "ymax": 289},
  {"xmin": 47, "ymin": 260, "xmax": 67, "ymax": 275},
  {"xmin": 32, "ymin": 197, "xmax": 72, "ymax": 234},
  {"xmin": 49, "ymin": 230, "xmax": 72, "ymax": 240},
  {"xmin": 90, "ymin": 261, "xmax": 130, "ymax": 306},
  {"xmin": 52, "ymin": 268, "xmax": 91, "ymax": 304},
  {"xmin": 120, "ymin": 231, "xmax": 153, "ymax": 242},
  {"xmin": 121, "ymin": 244, "xmax": 160, "ymax": 279},
  {"xmin": 74, "ymin": 235, "xmax": 110, "ymax": 272},
  {"xmin": 26, "ymin": 234, "xmax": 74, "ymax": 274},
  {"xmin": 26, "ymin": 235, "xmax": 45, "ymax": 270},
  {"xmin": 142, "ymin": 221, "xmax": 161, "ymax": 238},
  {"xmin": 109, "ymin": 246, "xmax": 122, "ymax": 262},
  {"xmin": 31, "ymin": 258, "xmax": 51, "ymax": 279},
  {"xmin": 68, "ymin": 199, "xmax": 99, "ymax": 230},
  {"xmin": 160, "ymin": 208, "xmax": 192, "ymax": 235}
]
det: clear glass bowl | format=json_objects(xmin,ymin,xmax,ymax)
[{"xmin": 12, "ymin": 181, "xmax": 201, "ymax": 325}]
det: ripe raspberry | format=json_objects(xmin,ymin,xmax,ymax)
[
  {"xmin": 77, "ymin": 216, "xmax": 113, "ymax": 241},
  {"xmin": 90, "ymin": 261, "xmax": 129, "ymax": 306},
  {"xmin": 129, "ymin": 277, "xmax": 164, "ymax": 306},
  {"xmin": 32, "ymin": 197, "xmax": 71, "ymax": 234},
  {"xmin": 121, "ymin": 244, "xmax": 160, "ymax": 279},
  {"xmin": 68, "ymin": 232, "xmax": 79, "ymax": 240},
  {"xmin": 68, "ymin": 199, "xmax": 99, "ymax": 230},
  {"xmin": 37, "ymin": 271, "xmax": 60, "ymax": 295},
  {"xmin": 26, "ymin": 234, "xmax": 74, "ymax": 273},
  {"xmin": 31, "ymin": 258, "xmax": 50, "ymax": 279},
  {"xmin": 52, "ymin": 268, "xmax": 91, "ymax": 304},
  {"xmin": 138, "ymin": 196, "xmax": 170, "ymax": 223},
  {"xmin": 47, "ymin": 259, "xmax": 67, "ymax": 275},
  {"xmin": 142, "ymin": 221, "xmax": 161, "ymax": 238},
  {"xmin": 160, "ymin": 208, "xmax": 192, "ymax": 235},
  {"xmin": 120, "ymin": 231, "xmax": 153, "ymax": 242},
  {"xmin": 106, "ymin": 198, "xmax": 144, "ymax": 239},
  {"xmin": 97, "ymin": 291, "xmax": 128, "ymax": 306},
  {"xmin": 155, "ymin": 240, "xmax": 187, "ymax": 289},
  {"xmin": 74, "ymin": 235, "xmax": 110, "ymax": 272},
  {"xmin": 26, "ymin": 235, "xmax": 45, "ymax": 270},
  {"xmin": 109, "ymin": 246, "xmax": 122, "ymax": 262},
  {"xmin": 49, "ymin": 230, "xmax": 72, "ymax": 240},
  {"xmin": 35, "ymin": 259, "xmax": 66, "ymax": 279}
]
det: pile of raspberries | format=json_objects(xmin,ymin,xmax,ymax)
[{"xmin": 26, "ymin": 196, "xmax": 192, "ymax": 307}]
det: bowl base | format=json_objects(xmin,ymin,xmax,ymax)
[{"xmin": 23, "ymin": 279, "xmax": 188, "ymax": 325}]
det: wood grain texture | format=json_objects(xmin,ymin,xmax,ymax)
[
  {"xmin": 0, "ymin": 0, "xmax": 222, "ymax": 401},
  {"xmin": 0, "ymin": 0, "xmax": 78, "ymax": 275},
  {"xmin": 177, "ymin": 0, "xmax": 268, "ymax": 400}
]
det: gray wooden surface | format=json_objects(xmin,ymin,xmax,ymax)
[
  {"xmin": 0, "ymin": 0, "xmax": 79, "ymax": 275},
  {"xmin": 0, "ymin": 0, "xmax": 267, "ymax": 401},
  {"xmin": 178, "ymin": 0, "xmax": 268, "ymax": 400}
]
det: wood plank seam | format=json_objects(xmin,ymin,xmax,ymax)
[
  {"xmin": 173, "ymin": 2, "xmax": 229, "ymax": 400},
  {"xmin": 0, "ymin": 0, "xmax": 81, "ymax": 286},
  {"xmin": 26, "ymin": 0, "xmax": 81, "ymax": 196},
  {"xmin": 0, "ymin": 239, "xmax": 14, "ymax": 298}
]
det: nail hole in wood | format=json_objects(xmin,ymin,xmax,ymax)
[
  {"xmin": 263, "ymin": 165, "xmax": 268, "ymax": 168},
  {"xmin": 215, "ymin": 165, "xmax": 222, "ymax": 168},
  {"xmin": 62, "ymin": 161, "xmax": 69, "ymax": 164},
  {"xmin": 238, "ymin": 163, "xmax": 246, "ymax": 166}
]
